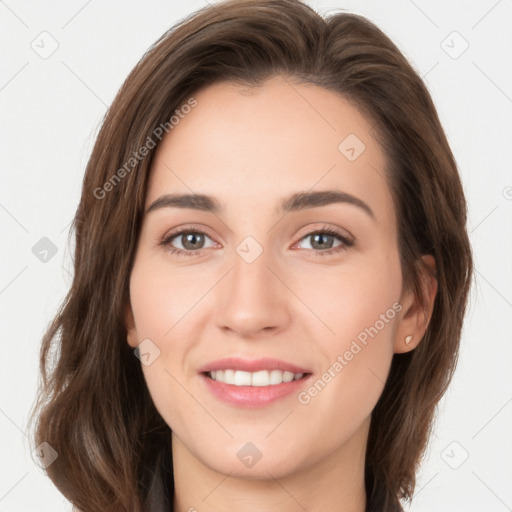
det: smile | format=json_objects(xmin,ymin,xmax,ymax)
[
  {"xmin": 198, "ymin": 357, "xmax": 312, "ymax": 408},
  {"xmin": 208, "ymin": 369, "xmax": 305, "ymax": 386}
]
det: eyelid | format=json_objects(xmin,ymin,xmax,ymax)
[
  {"xmin": 162, "ymin": 223, "xmax": 217, "ymax": 238},
  {"xmin": 293, "ymin": 223, "xmax": 355, "ymax": 247},
  {"xmin": 160, "ymin": 224, "xmax": 220, "ymax": 248}
]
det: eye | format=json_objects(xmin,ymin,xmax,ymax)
[
  {"xmin": 160, "ymin": 228, "xmax": 217, "ymax": 256},
  {"xmin": 294, "ymin": 226, "xmax": 354, "ymax": 256},
  {"xmin": 159, "ymin": 225, "xmax": 354, "ymax": 258}
]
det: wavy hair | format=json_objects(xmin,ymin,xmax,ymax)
[{"xmin": 28, "ymin": 1, "xmax": 473, "ymax": 511}]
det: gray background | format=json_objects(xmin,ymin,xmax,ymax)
[{"xmin": 1, "ymin": 0, "xmax": 511, "ymax": 510}]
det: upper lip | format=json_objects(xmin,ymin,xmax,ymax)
[{"xmin": 198, "ymin": 357, "xmax": 311, "ymax": 374}]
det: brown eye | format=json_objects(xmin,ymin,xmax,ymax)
[
  {"xmin": 178, "ymin": 232, "xmax": 206, "ymax": 250},
  {"xmin": 295, "ymin": 227, "xmax": 354, "ymax": 256},
  {"xmin": 307, "ymin": 233, "xmax": 338, "ymax": 250},
  {"xmin": 161, "ymin": 230, "xmax": 216, "ymax": 256}
]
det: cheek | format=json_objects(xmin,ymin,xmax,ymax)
[
  {"xmin": 128, "ymin": 257, "xmax": 212, "ymax": 427},
  {"xmin": 129, "ymin": 257, "xmax": 210, "ymax": 339},
  {"xmin": 293, "ymin": 252, "xmax": 402, "ymax": 348},
  {"xmin": 294, "ymin": 257, "xmax": 401, "ymax": 406},
  {"xmin": 292, "ymin": 291, "xmax": 399, "ymax": 455}
]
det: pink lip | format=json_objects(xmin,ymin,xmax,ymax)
[
  {"xmin": 200, "ymin": 373, "xmax": 312, "ymax": 408},
  {"xmin": 197, "ymin": 357, "xmax": 310, "ymax": 374},
  {"xmin": 197, "ymin": 357, "xmax": 312, "ymax": 408}
]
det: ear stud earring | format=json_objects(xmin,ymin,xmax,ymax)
[{"xmin": 405, "ymin": 335, "xmax": 413, "ymax": 346}]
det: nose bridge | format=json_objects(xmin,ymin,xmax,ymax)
[{"xmin": 214, "ymin": 240, "xmax": 290, "ymax": 336}]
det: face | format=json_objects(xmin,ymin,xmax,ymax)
[{"xmin": 125, "ymin": 75, "xmax": 420, "ymax": 479}]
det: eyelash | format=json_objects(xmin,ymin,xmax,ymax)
[{"xmin": 159, "ymin": 225, "xmax": 354, "ymax": 258}]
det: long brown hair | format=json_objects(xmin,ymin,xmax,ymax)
[{"xmin": 28, "ymin": 1, "xmax": 473, "ymax": 511}]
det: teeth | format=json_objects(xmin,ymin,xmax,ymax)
[
  {"xmin": 252, "ymin": 370, "xmax": 270, "ymax": 386},
  {"xmin": 209, "ymin": 369, "xmax": 305, "ymax": 386},
  {"xmin": 224, "ymin": 369, "xmax": 235, "ymax": 384},
  {"xmin": 234, "ymin": 370, "xmax": 251, "ymax": 386}
]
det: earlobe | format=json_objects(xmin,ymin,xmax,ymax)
[{"xmin": 394, "ymin": 254, "xmax": 438, "ymax": 354}]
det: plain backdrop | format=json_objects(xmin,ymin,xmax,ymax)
[{"xmin": 1, "ymin": 1, "xmax": 511, "ymax": 511}]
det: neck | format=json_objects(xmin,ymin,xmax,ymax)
[{"xmin": 171, "ymin": 422, "xmax": 368, "ymax": 512}]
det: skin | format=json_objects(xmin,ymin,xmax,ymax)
[{"xmin": 125, "ymin": 75, "xmax": 437, "ymax": 512}]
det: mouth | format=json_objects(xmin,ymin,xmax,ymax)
[{"xmin": 198, "ymin": 357, "xmax": 313, "ymax": 408}]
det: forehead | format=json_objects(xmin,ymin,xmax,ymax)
[{"xmin": 146, "ymin": 76, "xmax": 393, "ymax": 226}]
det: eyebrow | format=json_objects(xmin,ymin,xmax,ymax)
[{"xmin": 145, "ymin": 190, "xmax": 375, "ymax": 220}]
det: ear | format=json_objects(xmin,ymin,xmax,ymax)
[
  {"xmin": 394, "ymin": 254, "xmax": 438, "ymax": 354},
  {"xmin": 124, "ymin": 302, "xmax": 139, "ymax": 349}
]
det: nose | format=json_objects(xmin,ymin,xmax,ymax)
[{"xmin": 215, "ymin": 246, "xmax": 291, "ymax": 339}]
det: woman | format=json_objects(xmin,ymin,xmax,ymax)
[{"xmin": 29, "ymin": 0, "xmax": 473, "ymax": 511}]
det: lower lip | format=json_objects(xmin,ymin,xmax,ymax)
[{"xmin": 200, "ymin": 373, "xmax": 311, "ymax": 408}]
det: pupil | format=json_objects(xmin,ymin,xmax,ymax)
[
  {"xmin": 312, "ymin": 233, "xmax": 332, "ymax": 250},
  {"xmin": 183, "ymin": 233, "xmax": 203, "ymax": 250}
]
